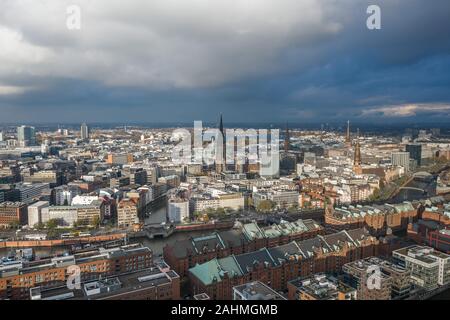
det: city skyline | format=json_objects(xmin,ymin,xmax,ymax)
[{"xmin": 0, "ymin": 0, "xmax": 449, "ymax": 123}]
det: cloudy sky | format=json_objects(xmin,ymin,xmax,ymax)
[{"xmin": 0, "ymin": 0, "xmax": 449, "ymax": 124}]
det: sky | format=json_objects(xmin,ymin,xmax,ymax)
[{"xmin": 0, "ymin": 0, "xmax": 450, "ymax": 124}]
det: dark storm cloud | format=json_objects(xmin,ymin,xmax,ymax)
[{"xmin": 0, "ymin": 0, "xmax": 449, "ymax": 123}]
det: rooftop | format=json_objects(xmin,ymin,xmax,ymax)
[{"xmin": 233, "ymin": 281, "xmax": 286, "ymax": 300}]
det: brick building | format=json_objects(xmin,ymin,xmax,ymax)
[
  {"xmin": 188, "ymin": 228, "xmax": 380, "ymax": 300},
  {"xmin": 31, "ymin": 261, "xmax": 180, "ymax": 300},
  {"xmin": 342, "ymin": 257, "xmax": 411, "ymax": 300},
  {"xmin": 164, "ymin": 219, "xmax": 324, "ymax": 277},
  {"xmin": 325, "ymin": 202, "xmax": 417, "ymax": 235},
  {"xmin": 0, "ymin": 245, "xmax": 153, "ymax": 300},
  {"xmin": 0, "ymin": 201, "xmax": 27, "ymax": 228}
]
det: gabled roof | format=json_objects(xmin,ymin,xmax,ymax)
[
  {"xmin": 234, "ymin": 248, "xmax": 278, "ymax": 274},
  {"xmin": 191, "ymin": 232, "xmax": 225, "ymax": 253},
  {"xmin": 189, "ymin": 228, "xmax": 374, "ymax": 285},
  {"xmin": 242, "ymin": 221, "xmax": 265, "ymax": 240},
  {"xmin": 268, "ymin": 242, "xmax": 301, "ymax": 263},
  {"xmin": 189, "ymin": 255, "xmax": 244, "ymax": 286},
  {"xmin": 218, "ymin": 229, "xmax": 249, "ymax": 247},
  {"xmin": 295, "ymin": 236, "xmax": 331, "ymax": 258},
  {"xmin": 322, "ymin": 230, "xmax": 355, "ymax": 250}
]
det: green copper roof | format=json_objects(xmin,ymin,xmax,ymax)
[{"xmin": 189, "ymin": 256, "xmax": 242, "ymax": 286}]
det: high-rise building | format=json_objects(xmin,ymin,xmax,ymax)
[
  {"xmin": 393, "ymin": 246, "xmax": 450, "ymax": 291},
  {"xmin": 17, "ymin": 125, "xmax": 36, "ymax": 146},
  {"xmin": 391, "ymin": 152, "xmax": 410, "ymax": 172},
  {"xmin": 168, "ymin": 199, "xmax": 189, "ymax": 223},
  {"xmin": 0, "ymin": 131, "xmax": 3, "ymax": 142},
  {"xmin": 80, "ymin": 122, "xmax": 89, "ymax": 140},
  {"xmin": 406, "ymin": 144, "xmax": 422, "ymax": 167}
]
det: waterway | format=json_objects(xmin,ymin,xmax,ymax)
[
  {"xmin": 389, "ymin": 177, "xmax": 437, "ymax": 203},
  {"xmin": 0, "ymin": 206, "xmax": 209, "ymax": 259}
]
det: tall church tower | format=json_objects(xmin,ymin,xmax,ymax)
[
  {"xmin": 215, "ymin": 113, "xmax": 226, "ymax": 174},
  {"xmin": 353, "ymin": 128, "xmax": 362, "ymax": 173},
  {"xmin": 345, "ymin": 120, "xmax": 351, "ymax": 146}
]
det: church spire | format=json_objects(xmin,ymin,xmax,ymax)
[
  {"xmin": 345, "ymin": 120, "xmax": 351, "ymax": 143},
  {"xmin": 354, "ymin": 128, "xmax": 361, "ymax": 167},
  {"xmin": 219, "ymin": 113, "xmax": 224, "ymax": 136},
  {"xmin": 216, "ymin": 113, "xmax": 225, "ymax": 173}
]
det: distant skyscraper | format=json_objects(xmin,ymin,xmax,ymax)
[
  {"xmin": 391, "ymin": 152, "xmax": 410, "ymax": 172},
  {"xmin": 80, "ymin": 123, "xmax": 89, "ymax": 140},
  {"xmin": 17, "ymin": 125, "xmax": 36, "ymax": 146},
  {"xmin": 0, "ymin": 131, "xmax": 3, "ymax": 142},
  {"xmin": 406, "ymin": 144, "xmax": 422, "ymax": 167}
]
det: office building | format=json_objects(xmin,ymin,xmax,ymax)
[
  {"xmin": 17, "ymin": 125, "xmax": 36, "ymax": 146},
  {"xmin": 253, "ymin": 190, "xmax": 299, "ymax": 210},
  {"xmin": 342, "ymin": 258, "xmax": 393, "ymax": 300},
  {"xmin": 117, "ymin": 198, "xmax": 139, "ymax": 228},
  {"xmin": 0, "ymin": 202, "xmax": 28, "ymax": 228},
  {"xmin": 393, "ymin": 246, "xmax": 450, "ymax": 291},
  {"xmin": 41, "ymin": 206, "xmax": 78, "ymax": 226},
  {"xmin": 168, "ymin": 199, "xmax": 189, "ymax": 223},
  {"xmin": 342, "ymin": 257, "xmax": 411, "ymax": 299},
  {"xmin": 15, "ymin": 183, "xmax": 50, "ymax": 205},
  {"xmin": 80, "ymin": 123, "xmax": 89, "ymax": 140},
  {"xmin": 27, "ymin": 201, "xmax": 49, "ymax": 227},
  {"xmin": 406, "ymin": 144, "xmax": 422, "ymax": 167},
  {"xmin": 23, "ymin": 170, "xmax": 63, "ymax": 187},
  {"xmin": 52, "ymin": 185, "xmax": 82, "ymax": 206},
  {"xmin": 391, "ymin": 152, "xmax": 410, "ymax": 172}
]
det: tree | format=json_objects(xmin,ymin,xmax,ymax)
[
  {"xmin": 8, "ymin": 220, "xmax": 20, "ymax": 230},
  {"xmin": 92, "ymin": 216, "xmax": 101, "ymax": 228},
  {"xmin": 34, "ymin": 222, "xmax": 45, "ymax": 230},
  {"xmin": 369, "ymin": 188, "xmax": 381, "ymax": 201},
  {"xmin": 46, "ymin": 219, "xmax": 59, "ymax": 230},
  {"xmin": 257, "ymin": 200, "xmax": 275, "ymax": 213},
  {"xmin": 193, "ymin": 211, "xmax": 202, "ymax": 218},
  {"xmin": 288, "ymin": 204, "xmax": 298, "ymax": 213}
]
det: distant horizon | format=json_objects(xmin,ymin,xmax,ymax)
[{"xmin": 1, "ymin": 120, "xmax": 450, "ymax": 133}]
